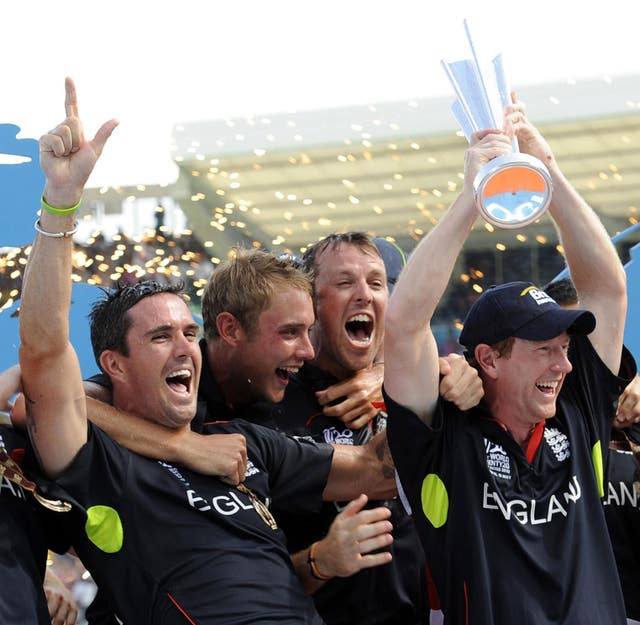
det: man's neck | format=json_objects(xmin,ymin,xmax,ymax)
[
  {"xmin": 501, "ymin": 419, "xmax": 541, "ymax": 450},
  {"xmin": 206, "ymin": 340, "xmax": 254, "ymax": 410},
  {"xmin": 311, "ymin": 353, "xmax": 352, "ymax": 382},
  {"xmin": 485, "ymin": 391, "xmax": 542, "ymax": 450}
]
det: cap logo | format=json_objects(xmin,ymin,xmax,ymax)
[{"xmin": 520, "ymin": 286, "xmax": 554, "ymax": 306}]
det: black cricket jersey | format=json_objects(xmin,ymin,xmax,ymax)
[
  {"xmin": 55, "ymin": 418, "xmax": 333, "ymax": 625},
  {"xmin": 270, "ymin": 363, "xmax": 430, "ymax": 625},
  {"xmin": 386, "ymin": 335, "xmax": 631, "ymax": 625},
  {"xmin": 0, "ymin": 425, "xmax": 71, "ymax": 624},
  {"xmin": 604, "ymin": 424, "xmax": 640, "ymax": 620}
]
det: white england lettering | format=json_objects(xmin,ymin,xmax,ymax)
[
  {"xmin": 229, "ymin": 491, "xmax": 254, "ymax": 511},
  {"xmin": 482, "ymin": 475, "xmax": 582, "ymax": 526},
  {"xmin": 187, "ymin": 489, "xmax": 211, "ymax": 512},
  {"xmin": 546, "ymin": 494, "xmax": 568, "ymax": 521},
  {"xmin": 187, "ymin": 488, "xmax": 262, "ymax": 517},
  {"xmin": 482, "ymin": 482, "xmax": 499, "ymax": 511},
  {"xmin": 605, "ymin": 481, "xmax": 621, "ymax": 506},
  {"xmin": 0, "ymin": 476, "xmax": 24, "ymax": 499},
  {"xmin": 493, "ymin": 490, "xmax": 512, "ymax": 520},
  {"xmin": 605, "ymin": 481, "xmax": 640, "ymax": 508},
  {"xmin": 530, "ymin": 498, "xmax": 546, "ymax": 525},
  {"xmin": 510, "ymin": 499, "xmax": 528, "ymax": 524},
  {"xmin": 619, "ymin": 482, "xmax": 638, "ymax": 507},
  {"xmin": 212, "ymin": 496, "xmax": 240, "ymax": 515},
  {"xmin": 563, "ymin": 475, "xmax": 581, "ymax": 504}
]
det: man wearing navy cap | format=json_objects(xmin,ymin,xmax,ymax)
[{"xmin": 383, "ymin": 94, "xmax": 632, "ymax": 625}]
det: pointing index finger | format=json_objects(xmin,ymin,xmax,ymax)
[{"xmin": 64, "ymin": 76, "xmax": 79, "ymax": 119}]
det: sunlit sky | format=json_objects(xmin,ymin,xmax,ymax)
[{"xmin": 1, "ymin": 0, "xmax": 637, "ymax": 187}]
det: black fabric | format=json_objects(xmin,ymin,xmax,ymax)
[
  {"xmin": 386, "ymin": 335, "xmax": 631, "ymax": 625},
  {"xmin": 270, "ymin": 363, "xmax": 430, "ymax": 625},
  {"xmin": 0, "ymin": 425, "xmax": 69, "ymax": 624},
  {"xmin": 86, "ymin": 586, "xmax": 122, "ymax": 625},
  {"xmin": 56, "ymin": 419, "xmax": 333, "ymax": 625},
  {"xmin": 604, "ymin": 420, "xmax": 640, "ymax": 620}
]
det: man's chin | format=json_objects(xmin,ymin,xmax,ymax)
[{"xmin": 162, "ymin": 406, "xmax": 196, "ymax": 428}]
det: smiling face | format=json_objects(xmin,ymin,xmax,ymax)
[
  {"xmin": 106, "ymin": 293, "xmax": 202, "ymax": 429},
  {"xmin": 311, "ymin": 242, "xmax": 387, "ymax": 379},
  {"xmin": 490, "ymin": 333, "xmax": 573, "ymax": 428},
  {"xmin": 232, "ymin": 286, "xmax": 315, "ymax": 404}
]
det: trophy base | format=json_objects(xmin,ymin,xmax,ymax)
[{"xmin": 473, "ymin": 153, "xmax": 553, "ymax": 229}]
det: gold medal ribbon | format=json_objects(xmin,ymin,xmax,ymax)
[
  {"xmin": 0, "ymin": 448, "xmax": 71, "ymax": 512},
  {"xmin": 236, "ymin": 482, "xmax": 278, "ymax": 530}
]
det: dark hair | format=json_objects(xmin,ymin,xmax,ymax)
[
  {"xmin": 301, "ymin": 232, "xmax": 382, "ymax": 280},
  {"xmin": 542, "ymin": 277, "xmax": 578, "ymax": 307},
  {"xmin": 89, "ymin": 280, "xmax": 186, "ymax": 370}
]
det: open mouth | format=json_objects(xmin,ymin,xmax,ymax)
[
  {"xmin": 276, "ymin": 366, "xmax": 299, "ymax": 383},
  {"xmin": 166, "ymin": 369, "xmax": 192, "ymax": 394},
  {"xmin": 345, "ymin": 314, "xmax": 373, "ymax": 345},
  {"xmin": 536, "ymin": 380, "xmax": 558, "ymax": 396}
]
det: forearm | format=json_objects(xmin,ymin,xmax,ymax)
[
  {"xmin": 546, "ymin": 164, "xmax": 626, "ymax": 371},
  {"xmin": 547, "ymin": 165, "xmax": 626, "ymax": 298},
  {"xmin": 323, "ymin": 432, "xmax": 396, "ymax": 501},
  {"xmin": 87, "ymin": 397, "xmax": 184, "ymax": 460},
  {"xmin": 291, "ymin": 546, "xmax": 330, "ymax": 594},
  {"xmin": 87, "ymin": 398, "xmax": 248, "ymax": 482},
  {"xmin": 20, "ymin": 212, "xmax": 76, "ymax": 359}
]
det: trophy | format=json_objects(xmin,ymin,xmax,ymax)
[{"xmin": 441, "ymin": 21, "xmax": 552, "ymax": 229}]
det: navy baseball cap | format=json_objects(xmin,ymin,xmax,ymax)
[{"xmin": 458, "ymin": 281, "xmax": 595, "ymax": 351}]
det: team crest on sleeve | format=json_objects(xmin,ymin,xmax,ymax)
[
  {"xmin": 484, "ymin": 439, "xmax": 512, "ymax": 480},
  {"xmin": 244, "ymin": 461, "xmax": 259, "ymax": 478},
  {"xmin": 323, "ymin": 427, "xmax": 354, "ymax": 445},
  {"xmin": 544, "ymin": 427, "xmax": 571, "ymax": 462}
]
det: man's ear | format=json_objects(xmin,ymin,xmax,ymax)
[
  {"xmin": 216, "ymin": 312, "xmax": 244, "ymax": 346},
  {"xmin": 99, "ymin": 350, "xmax": 126, "ymax": 383},
  {"xmin": 475, "ymin": 344, "xmax": 499, "ymax": 379}
]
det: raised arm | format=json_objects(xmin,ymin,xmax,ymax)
[
  {"xmin": 19, "ymin": 77, "xmax": 118, "ymax": 477},
  {"xmin": 507, "ymin": 95, "xmax": 627, "ymax": 372},
  {"xmin": 384, "ymin": 130, "xmax": 513, "ymax": 423}
]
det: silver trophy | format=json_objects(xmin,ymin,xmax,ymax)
[{"xmin": 441, "ymin": 21, "xmax": 552, "ymax": 229}]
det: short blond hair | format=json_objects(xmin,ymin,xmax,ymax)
[{"xmin": 201, "ymin": 249, "xmax": 312, "ymax": 339}]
